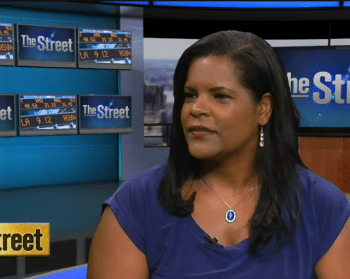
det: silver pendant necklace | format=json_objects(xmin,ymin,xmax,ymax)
[{"xmin": 201, "ymin": 178, "xmax": 256, "ymax": 223}]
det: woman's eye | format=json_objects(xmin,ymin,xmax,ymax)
[
  {"xmin": 215, "ymin": 93, "xmax": 230, "ymax": 100},
  {"xmin": 184, "ymin": 92, "xmax": 196, "ymax": 99}
]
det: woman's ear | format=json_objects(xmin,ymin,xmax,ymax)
[{"xmin": 258, "ymin": 93, "xmax": 273, "ymax": 126}]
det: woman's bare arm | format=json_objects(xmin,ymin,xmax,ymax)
[
  {"xmin": 315, "ymin": 217, "xmax": 350, "ymax": 278},
  {"xmin": 87, "ymin": 206, "xmax": 149, "ymax": 279}
]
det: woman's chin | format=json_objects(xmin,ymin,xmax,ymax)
[{"xmin": 188, "ymin": 146, "xmax": 219, "ymax": 161}]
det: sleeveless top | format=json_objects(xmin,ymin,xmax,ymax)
[{"xmin": 104, "ymin": 162, "xmax": 350, "ymax": 279}]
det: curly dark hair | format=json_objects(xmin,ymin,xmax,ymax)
[{"xmin": 157, "ymin": 30, "xmax": 305, "ymax": 256}]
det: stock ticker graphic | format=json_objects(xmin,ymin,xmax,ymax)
[
  {"xmin": 79, "ymin": 95, "xmax": 132, "ymax": 134},
  {"xmin": 17, "ymin": 24, "xmax": 76, "ymax": 68},
  {"xmin": 78, "ymin": 28, "xmax": 132, "ymax": 69},
  {"xmin": 0, "ymin": 22, "xmax": 14, "ymax": 66},
  {"xmin": 19, "ymin": 95, "xmax": 78, "ymax": 136}
]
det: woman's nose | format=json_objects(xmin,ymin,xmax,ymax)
[{"xmin": 190, "ymin": 95, "xmax": 210, "ymax": 117}]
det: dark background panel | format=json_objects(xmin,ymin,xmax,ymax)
[{"xmin": 144, "ymin": 18, "xmax": 331, "ymax": 39}]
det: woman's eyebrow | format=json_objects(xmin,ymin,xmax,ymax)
[
  {"xmin": 184, "ymin": 85, "xmax": 236, "ymax": 95},
  {"xmin": 209, "ymin": 86, "xmax": 236, "ymax": 94},
  {"xmin": 209, "ymin": 86, "xmax": 229, "ymax": 91},
  {"xmin": 183, "ymin": 86, "xmax": 197, "ymax": 92}
]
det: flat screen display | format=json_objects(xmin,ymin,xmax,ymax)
[
  {"xmin": 19, "ymin": 95, "xmax": 78, "ymax": 136},
  {"xmin": 0, "ymin": 22, "xmax": 14, "ymax": 66},
  {"xmin": 79, "ymin": 95, "xmax": 132, "ymax": 134},
  {"xmin": 0, "ymin": 94, "xmax": 16, "ymax": 137},
  {"xmin": 78, "ymin": 28, "xmax": 131, "ymax": 69},
  {"xmin": 274, "ymin": 46, "xmax": 350, "ymax": 136},
  {"xmin": 17, "ymin": 24, "xmax": 76, "ymax": 68}
]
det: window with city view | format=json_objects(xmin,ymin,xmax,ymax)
[{"xmin": 143, "ymin": 38, "xmax": 197, "ymax": 147}]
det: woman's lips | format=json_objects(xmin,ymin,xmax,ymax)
[{"xmin": 188, "ymin": 126, "xmax": 215, "ymax": 138}]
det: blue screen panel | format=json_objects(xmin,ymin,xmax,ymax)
[
  {"xmin": 17, "ymin": 24, "xmax": 76, "ymax": 68},
  {"xmin": 0, "ymin": 94, "xmax": 16, "ymax": 137},
  {"xmin": 0, "ymin": 4, "xmax": 120, "ymax": 190},
  {"xmin": 79, "ymin": 95, "xmax": 132, "ymax": 134},
  {"xmin": 153, "ymin": 1, "xmax": 340, "ymax": 8},
  {"xmin": 102, "ymin": 1, "xmax": 150, "ymax": 5},
  {"xmin": 274, "ymin": 46, "xmax": 350, "ymax": 133},
  {"xmin": 24, "ymin": 265, "xmax": 87, "ymax": 279}
]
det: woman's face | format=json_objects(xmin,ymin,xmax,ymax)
[{"xmin": 181, "ymin": 55, "xmax": 268, "ymax": 162}]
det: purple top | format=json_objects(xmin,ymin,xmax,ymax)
[{"xmin": 104, "ymin": 162, "xmax": 350, "ymax": 278}]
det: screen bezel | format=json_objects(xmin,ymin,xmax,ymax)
[
  {"xmin": 78, "ymin": 94, "xmax": 132, "ymax": 134},
  {"xmin": 0, "ymin": 94, "xmax": 16, "ymax": 137},
  {"xmin": 0, "ymin": 22, "xmax": 15, "ymax": 66},
  {"xmin": 16, "ymin": 23, "xmax": 76, "ymax": 68},
  {"xmin": 18, "ymin": 94, "xmax": 78, "ymax": 136},
  {"xmin": 274, "ymin": 45, "xmax": 350, "ymax": 137},
  {"xmin": 77, "ymin": 28, "xmax": 132, "ymax": 70}
]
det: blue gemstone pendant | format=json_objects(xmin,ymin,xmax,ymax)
[{"xmin": 226, "ymin": 209, "xmax": 236, "ymax": 223}]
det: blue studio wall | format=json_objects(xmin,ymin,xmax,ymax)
[{"xmin": 0, "ymin": 5, "xmax": 120, "ymax": 189}]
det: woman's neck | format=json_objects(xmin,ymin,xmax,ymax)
[{"xmin": 200, "ymin": 153, "xmax": 259, "ymax": 191}]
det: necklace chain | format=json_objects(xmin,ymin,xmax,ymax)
[{"xmin": 200, "ymin": 178, "xmax": 256, "ymax": 210}]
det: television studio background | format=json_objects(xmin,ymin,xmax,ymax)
[{"xmin": 0, "ymin": 1, "xmax": 349, "ymax": 278}]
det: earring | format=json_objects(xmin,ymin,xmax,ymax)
[{"xmin": 259, "ymin": 126, "xmax": 265, "ymax": 147}]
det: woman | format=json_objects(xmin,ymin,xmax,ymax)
[{"xmin": 87, "ymin": 30, "xmax": 350, "ymax": 278}]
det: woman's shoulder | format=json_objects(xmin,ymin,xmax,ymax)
[
  {"xmin": 296, "ymin": 166, "xmax": 350, "ymax": 259},
  {"xmin": 114, "ymin": 161, "xmax": 168, "ymax": 198},
  {"xmin": 124, "ymin": 161, "xmax": 168, "ymax": 185},
  {"xmin": 297, "ymin": 166, "xmax": 348, "ymax": 205},
  {"xmin": 102, "ymin": 162, "xmax": 169, "ymax": 256},
  {"xmin": 297, "ymin": 166, "xmax": 349, "ymax": 221},
  {"xmin": 104, "ymin": 161, "xmax": 169, "ymax": 215}
]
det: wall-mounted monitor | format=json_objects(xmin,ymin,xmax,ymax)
[
  {"xmin": 79, "ymin": 95, "xmax": 132, "ymax": 134},
  {"xmin": 0, "ymin": 22, "xmax": 14, "ymax": 66},
  {"xmin": 274, "ymin": 46, "xmax": 350, "ymax": 136},
  {"xmin": 17, "ymin": 24, "xmax": 76, "ymax": 68},
  {"xmin": 0, "ymin": 94, "xmax": 16, "ymax": 137},
  {"xmin": 78, "ymin": 28, "xmax": 131, "ymax": 69},
  {"xmin": 18, "ymin": 95, "xmax": 78, "ymax": 136}
]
